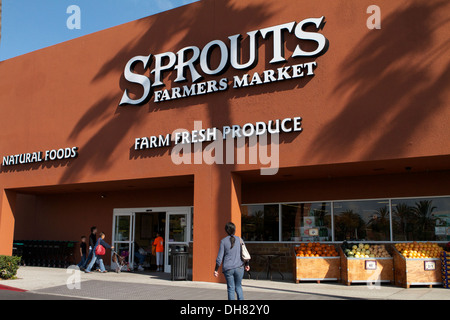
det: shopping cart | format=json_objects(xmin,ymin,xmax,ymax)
[{"xmin": 111, "ymin": 250, "xmax": 131, "ymax": 273}]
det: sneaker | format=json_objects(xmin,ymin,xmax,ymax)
[{"xmin": 138, "ymin": 266, "xmax": 144, "ymax": 271}]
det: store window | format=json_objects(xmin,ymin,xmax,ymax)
[
  {"xmin": 392, "ymin": 197, "xmax": 450, "ymax": 241},
  {"xmin": 333, "ymin": 200, "xmax": 390, "ymax": 241},
  {"xmin": 281, "ymin": 202, "xmax": 331, "ymax": 241},
  {"xmin": 241, "ymin": 204, "xmax": 279, "ymax": 241},
  {"xmin": 241, "ymin": 196, "xmax": 449, "ymax": 242}
]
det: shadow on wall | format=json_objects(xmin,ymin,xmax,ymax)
[
  {"xmin": 307, "ymin": 0, "xmax": 450, "ymax": 163},
  {"xmin": 57, "ymin": 0, "xmax": 279, "ymax": 283},
  {"xmin": 0, "ymin": 158, "xmax": 74, "ymax": 174},
  {"xmin": 59, "ymin": 0, "xmax": 277, "ymax": 185}
]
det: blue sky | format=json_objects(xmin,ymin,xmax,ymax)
[{"xmin": 0, "ymin": 0, "xmax": 199, "ymax": 61}]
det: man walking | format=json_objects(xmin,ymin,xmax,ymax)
[{"xmin": 82, "ymin": 226, "xmax": 97, "ymax": 270}]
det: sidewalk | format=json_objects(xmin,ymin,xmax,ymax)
[{"xmin": 3, "ymin": 266, "xmax": 450, "ymax": 300}]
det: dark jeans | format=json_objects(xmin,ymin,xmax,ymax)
[
  {"xmin": 224, "ymin": 266, "xmax": 244, "ymax": 300},
  {"xmin": 134, "ymin": 251, "xmax": 146, "ymax": 265},
  {"xmin": 77, "ymin": 254, "xmax": 87, "ymax": 268}
]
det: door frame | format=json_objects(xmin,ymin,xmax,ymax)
[
  {"xmin": 111, "ymin": 211, "xmax": 135, "ymax": 270},
  {"xmin": 165, "ymin": 210, "xmax": 191, "ymax": 273},
  {"xmin": 113, "ymin": 206, "xmax": 192, "ymax": 272}
]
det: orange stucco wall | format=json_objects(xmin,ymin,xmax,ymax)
[{"xmin": 0, "ymin": 0, "xmax": 449, "ymax": 283}]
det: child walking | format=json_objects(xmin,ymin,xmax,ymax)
[{"xmin": 77, "ymin": 236, "xmax": 87, "ymax": 269}]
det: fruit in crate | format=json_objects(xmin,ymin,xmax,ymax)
[
  {"xmin": 344, "ymin": 243, "xmax": 391, "ymax": 258},
  {"xmin": 295, "ymin": 242, "xmax": 339, "ymax": 257},
  {"xmin": 394, "ymin": 242, "xmax": 443, "ymax": 259}
]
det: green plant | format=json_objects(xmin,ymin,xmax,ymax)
[{"xmin": 0, "ymin": 255, "xmax": 21, "ymax": 280}]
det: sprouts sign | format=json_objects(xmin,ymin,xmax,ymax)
[{"xmin": 119, "ymin": 16, "xmax": 329, "ymax": 105}]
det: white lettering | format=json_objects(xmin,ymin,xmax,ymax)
[
  {"xmin": 119, "ymin": 55, "xmax": 152, "ymax": 105},
  {"xmin": 200, "ymin": 40, "xmax": 229, "ymax": 75},
  {"xmin": 120, "ymin": 17, "xmax": 328, "ymax": 105},
  {"xmin": 292, "ymin": 16, "xmax": 328, "ymax": 57},
  {"xmin": 152, "ymin": 52, "xmax": 177, "ymax": 87},
  {"xmin": 174, "ymin": 46, "xmax": 202, "ymax": 82},
  {"xmin": 260, "ymin": 22, "xmax": 296, "ymax": 63},
  {"xmin": 229, "ymin": 30, "xmax": 259, "ymax": 69},
  {"xmin": 233, "ymin": 74, "xmax": 249, "ymax": 88}
]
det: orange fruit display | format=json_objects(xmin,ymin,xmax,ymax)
[
  {"xmin": 295, "ymin": 242, "xmax": 338, "ymax": 257},
  {"xmin": 395, "ymin": 242, "xmax": 443, "ymax": 259}
]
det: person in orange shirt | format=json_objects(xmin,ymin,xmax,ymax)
[{"xmin": 152, "ymin": 233, "xmax": 164, "ymax": 271}]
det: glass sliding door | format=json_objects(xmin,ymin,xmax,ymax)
[
  {"xmin": 165, "ymin": 211, "xmax": 190, "ymax": 273},
  {"xmin": 111, "ymin": 212, "xmax": 135, "ymax": 270}
]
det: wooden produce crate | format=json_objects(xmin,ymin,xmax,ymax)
[
  {"xmin": 392, "ymin": 244, "xmax": 442, "ymax": 288},
  {"xmin": 294, "ymin": 243, "xmax": 340, "ymax": 283},
  {"xmin": 295, "ymin": 256, "xmax": 341, "ymax": 283},
  {"xmin": 339, "ymin": 245, "xmax": 394, "ymax": 286}
]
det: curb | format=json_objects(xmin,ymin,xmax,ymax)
[{"xmin": 0, "ymin": 283, "xmax": 28, "ymax": 292}]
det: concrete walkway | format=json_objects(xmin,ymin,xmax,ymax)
[{"xmin": 2, "ymin": 266, "xmax": 450, "ymax": 300}]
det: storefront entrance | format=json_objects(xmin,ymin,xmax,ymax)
[{"xmin": 111, "ymin": 207, "xmax": 191, "ymax": 273}]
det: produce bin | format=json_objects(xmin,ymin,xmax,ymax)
[
  {"xmin": 340, "ymin": 243, "xmax": 394, "ymax": 286},
  {"xmin": 392, "ymin": 242, "xmax": 442, "ymax": 288},
  {"xmin": 294, "ymin": 243, "xmax": 340, "ymax": 283}
]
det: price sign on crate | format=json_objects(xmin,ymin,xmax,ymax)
[
  {"xmin": 424, "ymin": 260, "xmax": 436, "ymax": 271},
  {"xmin": 365, "ymin": 260, "xmax": 377, "ymax": 270}
]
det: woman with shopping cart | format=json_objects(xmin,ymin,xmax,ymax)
[{"xmin": 85, "ymin": 232, "xmax": 114, "ymax": 273}]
